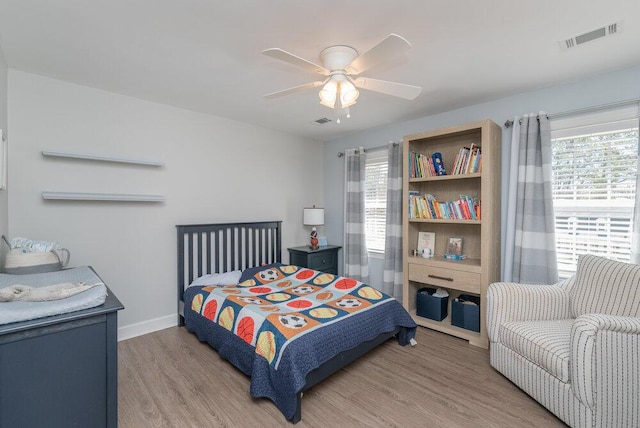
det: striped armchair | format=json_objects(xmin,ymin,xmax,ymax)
[{"xmin": 487, "ymin": 255, "xmax": 640, "ymax": 428}]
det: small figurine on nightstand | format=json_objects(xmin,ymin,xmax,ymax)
[{"xmin": 309, "ymin": 227, "xmax": 319, "ymax": 250}]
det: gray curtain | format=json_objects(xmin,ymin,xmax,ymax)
[
  {"xmin": 502, "ymin": 115, "xmax": 520, "ymax": 282},
  {"xmin": 512, "ymin": 114, "xmax": 559, "ymax": 283},
  {"xmin": 344, "ymin": 147, "xmax": 369, "ymax": 282},
  {"xmin": 382, "ymin": 143, "xmax": 403, "ymax": 299},
  {"xmin": 631, "ymin": 111, "xmax": 640, "ymax": 264}
]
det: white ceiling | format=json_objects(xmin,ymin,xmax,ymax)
[{"xmin": 0, "ymin": 1, "xmax": 639, "ymax": 142}]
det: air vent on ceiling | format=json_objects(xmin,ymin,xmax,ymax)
[
  {"xmin": 560, "ymin": 20, "xmax": 623, "ymax": 50},
  {"xmin": 314, "ymin": 117, "xmax": 332, "ymax": 124}
]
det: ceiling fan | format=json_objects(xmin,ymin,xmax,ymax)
[{"xmin": 262, "ymin": 34, "xmax": 422, "ymax": 112}]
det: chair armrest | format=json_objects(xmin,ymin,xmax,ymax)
[
  {"xmin": 486, "ymin": 281, "xmax": 571, "ymax": 342},
  {"xmin": 571, "ymin": 314, "xmax": 640, "ymax": 416}
]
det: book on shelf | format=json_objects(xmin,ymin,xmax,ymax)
[
  {"xmin": 443, "ymin": 254, "xmax": 467, "ymax": 261},
  {"xmin": 451, "ymin": 143, "xmax": 482, "ymax": 175},
  {"xmin": 408, "ymin": 151, "xmax": 438, "ymax": 178},
  {"xmin": 452, "ymin": 147, "xmax": 466, "ymax": 175},
  {"xmin": 410, "ymin": 144, "xmax": 482, "ymax": 179},
  {"xmin": 432, "ymin": 152, "xmax": 446, "ymax": 176},
  {"xmin": 408, "ymin": 193, "xmax": 481, "ymax": 220},
  {"xmin": 416, "ymin": 231, "xmax": 436, "ymax": 257}
]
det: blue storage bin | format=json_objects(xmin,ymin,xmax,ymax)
[
  {"xmin": 416, "ymin": 287, "xmax": 448, "ymax": 321},
  {"xmin": 451, "ymin": 294, "xmax": 480, "ymax": 332}
]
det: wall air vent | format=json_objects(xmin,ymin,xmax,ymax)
[
  {"xmin": 560, "ymin": 20, "xmax": 623, "ymax": 50},
  {"xmin": 314, "ymin": 117, "xmax": 332, "ymax": 124}
]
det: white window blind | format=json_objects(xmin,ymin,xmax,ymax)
[
  {"xmin": 365, "ymin": 149, "xmax": 388, "ymax": 253},
  {"xmin": 551, "ymin": 106, "xmax": 639, "ymax": 278}
]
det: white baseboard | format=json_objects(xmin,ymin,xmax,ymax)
[{"xmin": 117, "ymin": 313, "xmax": 177, "ymax": 341}]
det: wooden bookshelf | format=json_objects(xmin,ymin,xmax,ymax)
[{"xmin": 402, "ymin": 119, "xmax": 501, "ymax": 348}]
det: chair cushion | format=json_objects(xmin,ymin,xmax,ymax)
[
  {"xmin": 570, "ymin": 254, "xmax": 640, "ymax": 318},
  {"xmin": 499, "ymin": 319, "xmax": 573, "ymax": 382}
]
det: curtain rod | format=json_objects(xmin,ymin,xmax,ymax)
[
  {"xmin": 337, "ymin": 141, "xmax": 399, "ymax": 157},
  {"xmin": 504, "ymin": 98, "xmax": 640, "ymax": 128}
]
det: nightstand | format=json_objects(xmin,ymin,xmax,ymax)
[{"xmin": 288, "ymin": 245, "xmax": 342, "ymax": 274}]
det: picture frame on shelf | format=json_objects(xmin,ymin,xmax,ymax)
[
  {"xmin": 446, "ymin": 236, "xmax": 463, "ymax": 256},
  {"xmin": 417, "ymin": 231, "xmax": 435, "ymax": 257},
  {"xmin": 318, "ymin": 236, "xmax": 328, "ymax": 247}
]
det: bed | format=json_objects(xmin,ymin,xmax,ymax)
[{"xmin": 177, "ymin": 221, "xmax": 417, "ymax": 423}]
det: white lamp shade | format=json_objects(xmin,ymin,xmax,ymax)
[
  {"xmin": 339, "ymin": 80, "xmax": 359, "ymax": 107},
  {"xmin": 303, "ymin": 207, "xmax": 324, "ymax": 226},
  {"xmin": 318, "ymin": 80, "xmax": 337, "ymax": 108}
]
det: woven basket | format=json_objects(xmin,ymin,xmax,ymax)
[{"xmin": 4, "ymin": 248, "xmax": 70, "ymax": 274}]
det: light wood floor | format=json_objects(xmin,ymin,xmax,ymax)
[{"xmin": 118, "ymin": 326, "xmax": 566, "ymax": 427}]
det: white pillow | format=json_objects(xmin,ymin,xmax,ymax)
[{"xmin": 188, "ymin": 270, "xmax": 242, "ymax": 288}]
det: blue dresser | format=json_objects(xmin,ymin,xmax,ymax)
[{"xmin": 0, "ymin": 286, "xmax": 123, "ymax": 427}]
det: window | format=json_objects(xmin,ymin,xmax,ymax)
[
  {"xmin": 551, "ymin": 106, "xmax": 639, "ymax": 278},
  {"xmin": 364, "ymin": 149, "xmax": 388, "ymax": 253}
]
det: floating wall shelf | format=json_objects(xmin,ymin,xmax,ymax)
[
  {"xmin": 42, "ymin": 150, "xmax": 165, "ymax": 167},
  {"xmin": 42, "ymin": 192, "xmax": 165, "ymax": 202}
]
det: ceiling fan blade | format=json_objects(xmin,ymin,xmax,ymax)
[
  {"xmin": 264, "ymin": 81, "xmax": 324, "ymax": 99},
  {"xmin": 354, "ymin": 77, "xmax": 422, "ymax": 100},
  {"xmin": 262, "ymin": 48, "xmax": 329, "ymax": 75},
  {"xmin": 345, "ymin": 34, "xmax": 411, "ymax": 75}
]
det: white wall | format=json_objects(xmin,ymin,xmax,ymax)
[
  {"xmin": 8, "ymin": 71, "xmax": 324, "ymax": 339},
  {"xmin": 0, "ymin": 46, "xmax": 7, "ymax": 266},
  {"xmin": 324, "ymin": 64, "xmax": 640, "ymax": 288}
]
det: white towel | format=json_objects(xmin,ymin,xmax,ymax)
[
  {"xmin": 433, "ymin": 288, "xmax": 449, "ymax": 298},
  {"xmin": 0, "ymin": 282, "xmax": 99, "ymax": 302}
]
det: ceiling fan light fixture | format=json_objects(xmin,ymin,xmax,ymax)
[
  {"xmin": 319, "ymin": 80, "xmax": 338, "ymax": 108},
  {"xmin": 319, "ymin": 77, "xmax": 359, "ymax": 109},
  {"xmin": 339, "ymin": 80, "xmax": 359, "ymax": 108}
]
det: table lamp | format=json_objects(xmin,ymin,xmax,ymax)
[{"xmin": 303, "ymin": 206, "xmax": 324, "ymax": 250}]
